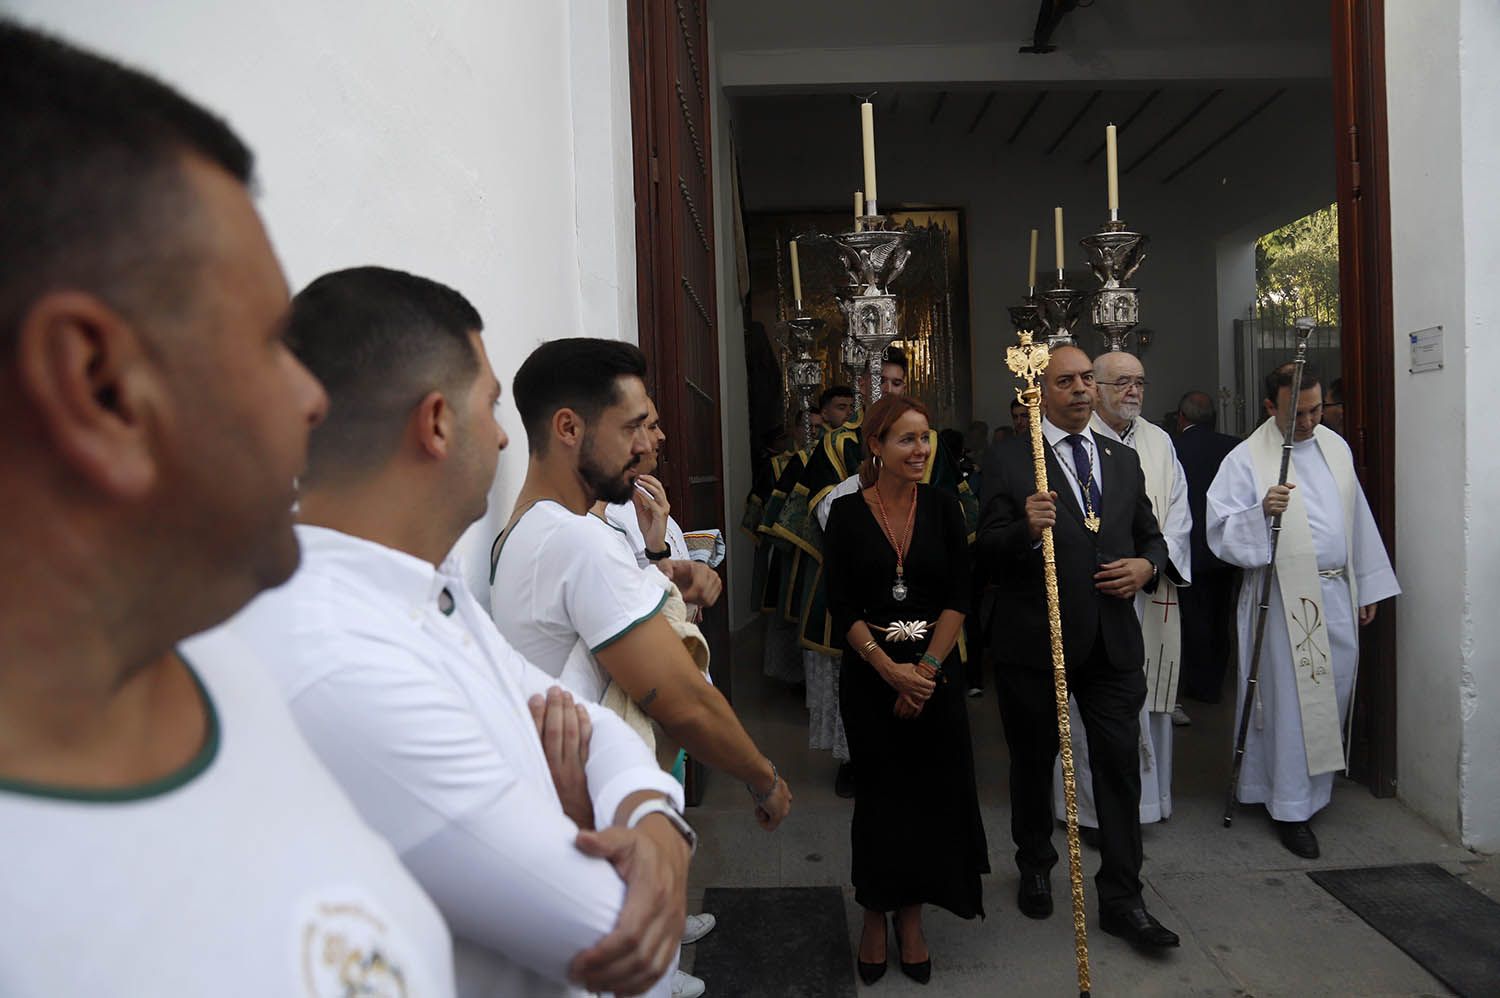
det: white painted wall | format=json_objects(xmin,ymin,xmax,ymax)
[
  {"xmin": 1386, "ymin": 0, "xmax": 1500, "ymax": 850},
  {"xmin": 1215, "ymin": 239, "xmax": 1257, "ymax": 433},
  {"xmin": 9, "ymin": 0, "xmax": 641, "ymax": 603},
  {"xmin": 1455, "ymin": 0, "xmax": 1500, "ymax": 854}
]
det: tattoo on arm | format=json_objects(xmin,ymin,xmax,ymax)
[{"xmin": 636, "ymin": 688, "xmax": 658, "ymax": 712}]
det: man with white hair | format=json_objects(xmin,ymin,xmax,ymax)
[{"xmin": 1055, "ymin": 350, "xmax": 1192, "ymax": 832}]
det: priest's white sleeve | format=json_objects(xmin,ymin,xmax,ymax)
[
  {"xmin": 511, "ymin": 644, "xmax": 685, "ymax": 824},
  {"xmin": 284, "ymin": 649, "xmax": 644, "ymax": 988},
  {"xmin": 1206, "ymin": 445, "xmax": 1273, "ymax": 568},
  {"xmin": 1165, "ymin": 449, "xmax": 1194, "ymax": 585},
  {"xmin": 1351, "ymin": 487, "xmax": 1401, "ymax": 606},
  {"xmin": 816, "ymin": 474, "xmax": 861, "ymax": 529}
]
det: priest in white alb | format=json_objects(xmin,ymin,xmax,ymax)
[
  {"xmin": 1207, "ymin": 362, "xmax": 1399, "ymax": 858},
  {"xmin": 1054, "ymin": 350, "xmax": 1192, "ymax": 830}
]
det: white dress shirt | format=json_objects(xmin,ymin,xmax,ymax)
[
  {"xmin": 1041, "ymin": 415, "xmax": 1105, "ymax": 512},
  {"xmin": 227, "ymin": 525, "xmax": 682, "ymax": 998},
  {"xmin": 605, "ymin": 501, "xmax": 689, "ymax": 566}
]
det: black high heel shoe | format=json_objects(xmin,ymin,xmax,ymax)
[
  {"xmin": 856, "ymin": 917, "xmax": 888, "ymax": 985},
  {"xmin": 896, "ymin": 922, "xmax": 931, "ymax": 985}
]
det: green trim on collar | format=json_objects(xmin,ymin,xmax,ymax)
[
  {"xmin": 490, "ymin": 497, "xmax": 569, "ymax": 585},
  {"xmin": 589, "ymin": 590, "xmax": 670, "ymax": 654},
  {"xmin": 0, "ymin": 653, "xmax": 220, "ymax": 803}
]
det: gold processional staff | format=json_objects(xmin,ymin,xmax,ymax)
[{"xmin": 1007, "ymin": 331, "xmax": 1092, "ymax": 998}]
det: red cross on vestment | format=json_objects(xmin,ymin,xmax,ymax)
[{"xmin": 1151, "ymin": 590, "xmax": 1178, "ymax": 623}]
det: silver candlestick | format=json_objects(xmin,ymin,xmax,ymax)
[
  {"xmin": 1036, "ymin": 271, "xmax": 1087, "ymax": 349},
  {"xmin": 1079, "ymin": 220, "xmax": 1148, "ymax": 352},
  {"xmin": 834, "ymin": 291, "xmax": 871, "ymax": 411},
  {"xmin": 780, "ymin": 310, "xmax": 826, "ymax": 452},
  {"xmin": 1009, "ymin": 290, "xmax": 1042, "ymax": 338},
  {"xmin": 824, "ymin": 215, "xmax": 914, "ymax": 406}
]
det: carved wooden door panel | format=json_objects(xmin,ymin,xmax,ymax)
[
  {"xmin": 629, "ymin": 0, "xmax": 726, "ymax": 803},
  {"xmin": 1331, "ymin": 0, "xmax": 1396, "ymax": 796}
]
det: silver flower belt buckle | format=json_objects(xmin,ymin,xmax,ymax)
[{"xmin": 872, "ymin": 620, "xmax": 935, "ymax": 643}]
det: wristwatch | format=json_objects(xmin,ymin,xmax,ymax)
[
  {"xmin": 626, "ymin": 798, "xmax": 698, "ymax": 855},
  {"xmin": 644, "ymin": 546, "xmax": 671, "ymax": 562}
]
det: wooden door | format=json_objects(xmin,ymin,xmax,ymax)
[
  {"xmin": 629, "ymin": 0, "xmax": 726, "ymax": 804},
  {"xmin": 1330, "ymin": 0, "xmax": 1397, "ymax": 797}
]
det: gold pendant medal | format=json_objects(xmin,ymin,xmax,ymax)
[{"xmin": 1083, "ymin": 514, "xmax": 1101, "ymax": 532}]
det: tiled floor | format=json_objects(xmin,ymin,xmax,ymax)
[{"xmin": 681, "ymin": 619, "xmax": 1492, "ymax": 996}]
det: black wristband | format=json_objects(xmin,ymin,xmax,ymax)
[{"xmin": 644, "ymin": 546, "xmax": 671, "ymax": 562}]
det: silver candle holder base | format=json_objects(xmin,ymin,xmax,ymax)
[
  {"xmin": 818, "ymin": 216, "xmax": 914, "ymax": 406},
  {"xmin": 1080, "ymin": 221, "xmax": 1148, "ymax": 352},
  {"xmin": 781, "ymin": 310, "xmax": 827, "ymax": 451},
  {"xmin": 1037, "ymin": 274, "xmax": 1087, "ymax": 349}
]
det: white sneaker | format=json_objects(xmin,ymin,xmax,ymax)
[
  {"xmin": 681, "ymin": 912, "xmax": 717, "ymax": 945},
  {"xmin": 1172, "ymin": 704, "xmax": 1192, "ymax": 727},
  {"xmin": 672, "ymin": 969, "xmax": 706, "ymax": 998}
]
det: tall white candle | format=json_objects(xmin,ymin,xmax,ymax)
[
  {"xmin": 1028, "ymin": 228, "xmax": 1038, "ymax": 290},
  {"xmin": 854, "ymin": 191, "xmax": 864, "ymax": 232},
  {"xmin": 789, "ymin": 240, "xmax": 803, "ymax": 306},
  {"xmin": 860, "ymin": 101, "xmax": 878, "ymax": 206},
  {"xmin": 1106, "ymin": 123, "xmax": 1120, "ymax": 215},
  {"xmin": 1054, "ymin": 206, "xmax": 1065, "ymax": 272}
]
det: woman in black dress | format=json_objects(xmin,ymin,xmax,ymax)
[{"xmin": 823, "ymin": 395, "xmax": 989, "ymax": 986}]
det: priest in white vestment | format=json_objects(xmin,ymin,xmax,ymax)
[
  {"xmin": 1207, "ymin": 363, "xmax": 1399, "ymax": 858},
  {"xmin": 1054, "ymin": 351, "xmax": 1192, "ymax": 829}
]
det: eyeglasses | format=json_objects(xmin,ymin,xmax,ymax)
[{"xmin": 1097, "ymin": 378, "xmax": 1149, "ymax": 390}]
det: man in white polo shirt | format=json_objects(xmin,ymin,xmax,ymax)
[
  {"xmin": 492, "ymin": 339, "xmax": 791, "ymax": 828},
  {"xmin": 0, "ymin": 26, "xmax": 453, "ymax": 996},
  {"xmin": 227, "ymin": 268, "xmax": 695, "ymax": 998}
]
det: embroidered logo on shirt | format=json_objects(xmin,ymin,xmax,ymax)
[{"xmin": 297, "ymin": 895, "xmax": 412, "ymax": 997}]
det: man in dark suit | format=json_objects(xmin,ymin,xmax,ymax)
[
  {"xmin": 1172, "ymin": 390, "xmax": 1242, "ymax": 703},
  {"xmin": 979, "ymin": 345, "xmax": 1179, "ymax": 951}
]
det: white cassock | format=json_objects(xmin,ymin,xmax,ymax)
[
  {"xmin": 1207, "ymin": 423, "xmax": 1399, "ymax": 822},
  {"xmin": 1054, "ymin": 415, "xmax": 1193, "ymax": 826}
]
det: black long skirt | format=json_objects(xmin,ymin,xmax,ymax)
[{"xmin": 839, "ymin": 646, "xmax": 990, "ymax": 917}]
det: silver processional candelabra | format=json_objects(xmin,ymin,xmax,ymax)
[
  {"xmin": 779, "ymin": 309, "xmax": 826, "ymax": 452},
  {"xmin": 819, "ymin": 212, "xmax": 914, "ymax": 407},
  {"xmin": 1080, "ymin": 218, "xmax": 1149, "ymax": 352}
]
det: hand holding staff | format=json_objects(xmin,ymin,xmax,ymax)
[
  {"xmin": 1006, "ymin": 332, "xmax": 1092, "ymax": 998},
  {"xmin": 1224, "ymin": 320, "xmax": 1315, "ymax": 827}
]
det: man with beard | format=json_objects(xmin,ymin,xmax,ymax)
[
  {"xmin": 492, "ymin": 340, "xmax": 792, "ymax": 854},
  {"xmin": 603, "ymin": 398, "xmax": 697, "ymax": 589},
  {"xmin": 229, "ymin": 270, "xmax": 692, "ymax": 998}
]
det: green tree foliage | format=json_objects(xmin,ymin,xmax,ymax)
[{"xmin": 1255, "ymin": 203, "xmax": 1340, "ymax": 326}]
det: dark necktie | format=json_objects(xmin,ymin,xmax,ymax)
[{"xmin": 1065, "ymin": 434, "xmax": 1102, "ymax": 515}]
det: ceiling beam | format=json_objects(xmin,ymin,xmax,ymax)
[
  {"xmin": 1161, "ymin": 88, "xmax": 1287, "ymax": 183},
  {"xmin": 1045, "ymin": 89, "xmax": 1102, "ymax": 155},
  {"xmin": 1019, "ymin": 0, "xmax": 1076, "ymax": 55},
  {"xmin": 928, "ymin": 91, "xmax": 949, "ymax": 125},
  {"xmin": 1124, "ymin": 89, "xmax": 1223, "ymax": 174},
  {"xmin": 967, "ymin": 91, "xmax": 998, "ymax": 134},
  {"xmin": 1082, "ymin": 89, "xmax": 1162, "ymax": 164},
  {"xmin": 1006, "ymin": 92, "xmax": 1048, "ymax": 144}
]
